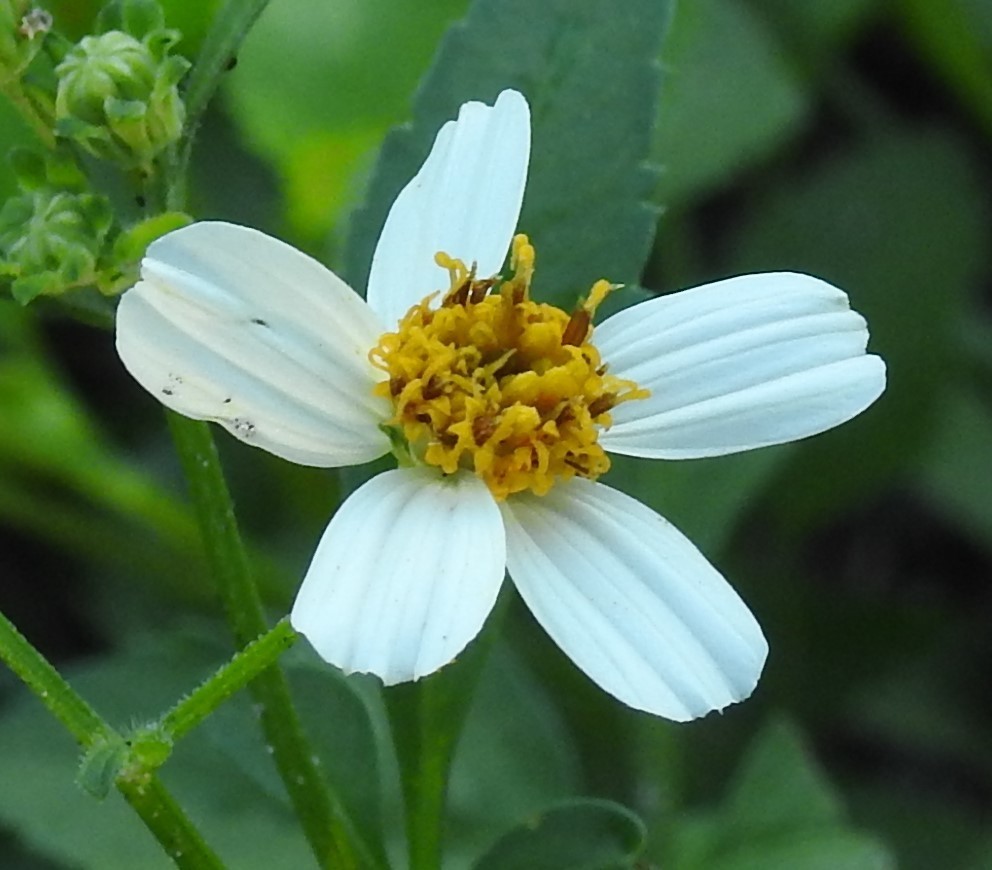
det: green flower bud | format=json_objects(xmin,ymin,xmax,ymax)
[
  {"xmin": 0, "ymin": 187, "xmax": 112, "ymax": 304},
  {"xmin": 54, "ymin": 27, "xmax": 189, "ymax": 168}
]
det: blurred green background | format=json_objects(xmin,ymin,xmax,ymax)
[{"xmin": 2, "ymin": 0, "xmax": 991, "ymax": 867}]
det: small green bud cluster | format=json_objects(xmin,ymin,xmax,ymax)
[
  {"xmin": 1, "ymin": 0, "xmax": 195, "ymax": 306},
  {"xmin": 0, "ymin": 147, "xmax": 192, "ymax": 305},
  {"xmin": 0, "ymin": 150, "xmax": 114, "ymax": 304},
  {"xmin": 54, "ymin": 0, "xmax": 190, "ymax": 170},
  {"xmin": 0, "ymin": 0, "xmax": 196, "ymax": 306}
]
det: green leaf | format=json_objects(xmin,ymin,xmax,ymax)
[
  {"xmin": 724, "ymin": 719, "xmax": 843, "ymax": 834},
  {"xmin": 747, "ymin": 0, "xmax": 879, "ymax": 68},
  {"xmin": 729, "ymin": 125, "xmax": 989, "ymax": 523},
  {"xmin": 75, "ymin": 736, "xmax": 130, "ymax": 800},
  {"xmin": 667, "ymin": 719, "xmax": 895, "ymax": 870},
  {"xmin": 222, "ymin": 0, "xmax": 468, "ymax": 241},
  {"xmin": 847, "ymin": 784, "xmax": 990, "ymax": 870},
  {"xmin": 345, "ymin": 0, "xmax": 672, "ymax": 309},
  {"xmin": 703, "ymin": 831, "xmax": 894, "ymax": 870},
  {"xmin": 654, "ymin": 0, "xmax": 808, "ymax": 206},
  {"xmin": 447, "ymin": 643, "xmax": 580, "ymax": 864},
  {"xmin": 474, "ymin": 798, "xmax": 646, "ymax": 870}
]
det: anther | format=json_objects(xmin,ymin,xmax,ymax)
[
  {"xmin": 561, "ymin": 309, "xmax": 591, "ymax": 346},
  {"xmin": 444, "ymin": 278, "xmax": 472, "ymax": 307},
  {"xmin": 472, "ymin": 415, "xmax": 497, "ymax": 445},
  {"xmin": 588, "ymin": 393, "xmax": 617, "ymax": 418},
  {"xmin": 422, "ymin": 375, "xmax": 443, "ymax": 400},
  {"xmin": 470, "ymin": 278, "xmax": 497, "ymax": 304}
]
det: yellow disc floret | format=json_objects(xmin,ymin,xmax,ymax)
[{"xmin": 369, "ymin": 234, "xmax": 649, "ymax": 499}]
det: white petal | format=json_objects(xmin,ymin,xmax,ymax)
[
  {"xmin": 291, "ymin": 468, "xmax": 506, "ymax": 684},
  {"xmin": 501, "ymin": 478, "xmax": 767, "ymax": 721},
  {"xmin": 596, "ymin": 273, "xmax": 886, "ymax": 459},
  {"xmin": 367, "ymin": 89, "xmax": 530, "ymax": 328},
  {"xmin": 116, "ymin": 222, "xmax": 391, "ymax": 467}
]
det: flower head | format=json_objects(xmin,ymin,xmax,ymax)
[
  {"xmin": 55, "ymin": 27, "xmax": 189, "ymax": 168},
  {"xmin": 116, "ymin": 90, "xmax": 885, "ymax": 720}
]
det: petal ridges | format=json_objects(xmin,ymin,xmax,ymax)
[
  {"xmin": 502, "ymin": 478, "xmax": 767, "ymax": 720},
  {"xmin": 292, "ymin": 468, "xmax": 506, "ymax": 683}
]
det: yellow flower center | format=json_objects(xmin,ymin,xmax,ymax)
[{"xmin": 369, "ymin": 234, "xmax": 649, "ymax": 499}]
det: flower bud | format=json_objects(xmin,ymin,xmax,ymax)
[
  {"xmin": 54, "ymin": 27, "xmax": 189, "ymax": 168},
  {"xmin": 0, "ymin": 187, "xmax": 112, "ymax": 303}
]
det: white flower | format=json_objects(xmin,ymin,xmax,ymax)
[{"xmin": 115, "ymin": 89, "xmax": 885, "ymax": 721}]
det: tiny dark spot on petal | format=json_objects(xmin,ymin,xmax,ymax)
[
  {"xmin": 232, "ymin": 417, "xmax": 256, "ymax": 437},
  {"xmin": 250, "ymin": 318, "xmax": 269, "ymax": 327},
  {"xmin": 223, "ymin": 397, "xmax": 232, "ymax": 404},
  {"xmin": 162, "ymin": 388, "xmax": 173, "ymax": 396}
]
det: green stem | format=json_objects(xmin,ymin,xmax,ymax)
[
  {"xmin": 0, "ymin": 609, "xmax": 224, "ymax": 869},
  {"xmin": 166, "ymin": 412, "xmax": 374, "ymax": 870},
  {"xmin": 173, "ymin": 0, "xmax": 273, "ymax": 204},
  {"xmin": 116, "ymin": 774, "xmax": 225, "ymax": 869},
  {"xmin": 387, "ymin": 681, "xmax": 450, "ymax": 870},
  {"xmin": 0, "ymin": 608, "xmax": 109, "ymax": 745},
  {"xmin": 161, "ymin": 618, "xmax": 297, "ymax": 741},
  {"xmin": 387, "ymin": 589, "xmax": 513, "ymax": 870},
  {"xmin": 1, "ymin": 81, "xmax": 56, "ymax": 148}
]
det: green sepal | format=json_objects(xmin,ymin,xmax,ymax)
[
  {"xmin": 76, "ymin": 734, "xmax": 129, "ymax": 800},
  {"xmin": 54, "ymin": 114, "xmax": 102, "ymax": 141},
  {"xmin": 105, "ymin": 96, "xmax": 146, "ymax": 123},
  {"xmin": 57, "ymin": 247, "xmax": 93, "ymax": 284},
  {"xmin": 146, "ymin": 29, "xmax": 185, "ymax": 63},
  {"xmin": 378, "ymin": 422, "xmax": 415, "ymax": 467},
  {"xmin": 159, "ymin": 52, "xmax": 192, "ymax": 86},
  {"xmin": 11, "ymin": 272, "xmax": 59, "ymax": 304}
]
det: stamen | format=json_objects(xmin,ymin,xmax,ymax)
[
  {"xmin": 587, "ymin": 393, "xmax": 617, "ymax": 418},
  {"xmin": 561, "ymin": 309, "xmax": 591, "ymax": 347},
  {"xmin": 371, "ymin": 234, "xmax": 648, "ymax": 499}
]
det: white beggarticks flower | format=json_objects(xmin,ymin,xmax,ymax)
[{"xmin": 116, "ymin": 89, "xmax": 885, "ymax": 721}]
